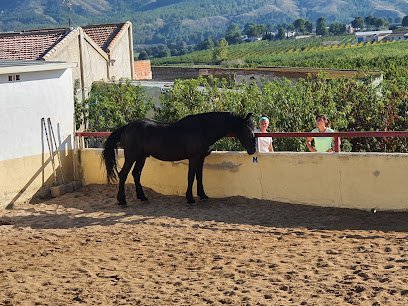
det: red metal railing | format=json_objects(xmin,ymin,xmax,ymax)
[
  {"xmin": 75, "ymin": 131, "xmax": 408, "ymax": 152},
  {"xmin": 257, "ymin": 131, "xmax": 408, "ymax": 152},
  {"xmin": 76, "ymin": 132, "xmax": 112, "ymax": 138}
]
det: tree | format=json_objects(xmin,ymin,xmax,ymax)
[
  {"xmin": 316, "ymin": 17, "xmax": 329, "ymax": 36},
  {"xmin": 212, "ymin": 38, "xmax": 229, "ymax": 64},
  {"xmin": 138, "ymin": 50, "xmax": 148, "ymax": 60},
  {"xmin": 276, "ymin": 26, "xmax": 286, "ymax": 40},
  {"xmin": 402, "ymin": 16, "xmax": 408, "ymax": 27},
  {"xmin": 329, "ymin": 23, "xmax": 346, "ymax": 35},
  {"xmin": 225, "ymin": 23, "xmax": 242, "ymax": 44},
  {"xmin": 156, "ymin": 45, "xmax": 171, "ymax": 58},
  {"xmin": 197, "ymin": 37, "xmax": 215, "ymax": 51},
  {"xmin": 243, "ymin": 23, "xmax": 253, "ymax": 36},
  {"xmin": 293, "ymin": 18, "xmax": 306, "ymax": 33},
  {"xmin": 304, "ymin": 20, "xmax": 313, "ymax": 33},
  {"xmin": 364, "ymin": 15, "xmax": 375, "ymax": 27},
  {"xmin": 351, "ymin": 16, "xmax": 364, "ymax": 29},
  {"xmin": 84, "ymin": 81, "xmax": 153, "ymax": 131},
  {"xmin": 244, "ymin": 23, "xmax": 266, "ymax": 37},
  {"xmin": 374, "ymin": 18, "xmax": 387, "ymax": 29}
]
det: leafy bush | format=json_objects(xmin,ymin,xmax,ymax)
[
  {"xmin": 78, "ymin": 75, "xmax": 408, "ymax": 152},
  {"xmin": 83, "ymin": 80, "xmax": 153, "ymax": 131},
  {"xmin": 155, "ymin": 76, "xmax": 408, "ymax": 152}
]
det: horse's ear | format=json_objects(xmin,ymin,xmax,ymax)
[{"xmin": 244, "ymin": 113, "xmax": 252, "ymax": 121}]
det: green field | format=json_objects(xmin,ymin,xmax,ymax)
[{"xmin": 153, "ymin": 36, "xmax": 408, "ymax": 79}]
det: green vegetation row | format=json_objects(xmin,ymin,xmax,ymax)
[
  {"xmin": 153, "ymin": 38, "xmax": 408, "ymax": 79},
  {"xmin": 78, "ymin": 76, "xmax": 408, "ymax": 153}
]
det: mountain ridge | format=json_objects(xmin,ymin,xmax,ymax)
[{"xmin": 0, "ymin": 0, "xmax": 406, "ymax": 45}]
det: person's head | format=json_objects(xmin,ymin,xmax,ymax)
[
  {"xmin": 315, "ymin": 114, "xmax": 330, "ymax": 129},
  {"xmin": 258, "ymin": 116, "xmax": 270, "ymax": 131}
]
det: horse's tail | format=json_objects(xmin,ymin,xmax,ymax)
[{"xmin": 102, "ymin": 125, "xmax": 127, "ymax": 184}]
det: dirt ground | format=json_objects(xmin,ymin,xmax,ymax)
[{"xmin": 0, "ymin": 184, "xmax": 407, "ymax": 306}]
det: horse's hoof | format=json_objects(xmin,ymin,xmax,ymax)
[
  {"xmin": 118, "ymin": 201, "xmax": 127, "ymax": 207},
  {"xmin": 199, "ymin": 195, "xmax": 209, "ymax": 200},
  {"xmin": 139, "ymin": 197, "xmax": 148, "ymax": 202},
  {"xmin": 187, "ymin": 198, "xmax": 195, "ymax": 204}
]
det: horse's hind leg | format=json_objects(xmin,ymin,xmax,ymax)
[
  {"xmin": 117, "ymin": 158, "xmax": 135, "ymax": 206},
  {"xmin": 132, "ymin": 156, "xmax": 147, "ymax": 201},
  {"xmin": 186, "ymin": 158, "xmax": 198, "ymax": 203},
  {"xmin": 196, "ymin": 157, "xmax": 208, "ymax": 200}
]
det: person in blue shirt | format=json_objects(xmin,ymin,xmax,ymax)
[{"xmin": 306, "ymin": 114, "xmax": 335, "ymax": 153}]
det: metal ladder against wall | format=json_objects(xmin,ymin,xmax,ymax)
[{"xmin": 41, "ymin": 118, "xmax": 65, "ymax": 186}]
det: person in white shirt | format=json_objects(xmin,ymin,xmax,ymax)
[{"xmin": 256, "ymin": 116, "xmax": 274, "ymax": 153}]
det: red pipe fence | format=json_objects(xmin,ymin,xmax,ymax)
[{"xmin": 75, "ymin": 131, "xmax": 408, "ymax": 152}]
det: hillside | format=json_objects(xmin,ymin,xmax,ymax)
[{"xmin": 0, "ymin": 0, "xmax": 407, "ymax": 45}]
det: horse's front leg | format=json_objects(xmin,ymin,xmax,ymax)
[
  {"xmin": 117, "ymin": 158, "xmax": 135, "ymax": 206},
  {"xmin": 186, "ymin": 158, "xmax": 198, "ymax": 203},
  {"xmin": 196, "ymin": 156, "xmax": 208, "ymax": 200},
  {"xmin": 132, "ymin": 156, "xmax": 148, "ymax": 201}
]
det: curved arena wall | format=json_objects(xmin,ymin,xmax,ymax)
[{"xmin": 79, "ymin": 149, "xmax": 408, "ymax": 211}]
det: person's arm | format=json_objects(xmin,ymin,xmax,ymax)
[
  {"xmin": 306, "ymin": 137, "xmax": 316, "ymax": 152},
  {"xmin": 269, "ymin": 141, "xmax": 274, "ymax": 152}
]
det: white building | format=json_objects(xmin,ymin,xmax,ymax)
[
  {"xmin": 355, "ymin": 30, "xmax": 393, "ymax": 42},
  {"xmin": 0, "ymin": 22, "xmax": 135, "ymax": 100},
  {"xmin": 383, "ymin": 32, "xmax": 408, "ymax": 41},
  {"xmin": 0, "ymin": 60, "xmax": 75, "ymax": 208}
]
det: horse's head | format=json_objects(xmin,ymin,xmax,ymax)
[{"xmin": 236, "ymin": 113, "xmax": 256, "ymax": 155}]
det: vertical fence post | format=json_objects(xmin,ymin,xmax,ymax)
[{"xmin": 334, "ymin": 137, "xmax": 341, "ymax": 152}]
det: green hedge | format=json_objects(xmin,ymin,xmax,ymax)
[{"xmin": 79, "ymin": 76, "xmax": 408, "ymax": 152}]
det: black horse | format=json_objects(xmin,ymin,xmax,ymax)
[{"xmin": 102, "ymin": 112, "xmax": 256, "ymax": 205}]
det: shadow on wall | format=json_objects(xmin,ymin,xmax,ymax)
[{"xmin": 5, "ymin": 119, "xmax": 74, "ymax": 208}]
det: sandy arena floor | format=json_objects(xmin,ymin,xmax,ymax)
[{"xmin": 0, "ymin": 184, "xmax": 407, "ymax": 305}]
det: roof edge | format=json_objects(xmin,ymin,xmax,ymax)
[
  {"xmin": 0, "ymin": 61, "xmax": 77, "ymax": 74},
  {"xmin": 82, "ymin": 29, "xmax": 109, "ymax": 60},
  {"xmin": 106, "ymin": 21, "xmax": 131, "ymax": 53},
  {"xmin": 42, "ymin": 27, "xmax": 81, "ymax": 60}
]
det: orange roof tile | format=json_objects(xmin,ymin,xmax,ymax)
[
  {"xmin": 0, "ymin": 29, "xmax": 67, "ymax": 60},
  {"xmin": 82, "ymin": 23, "xmax": 125, "ymax": 53},
  {"xmin": 0, "ymin": 22, "xmax": 127, "ymax": 60}
]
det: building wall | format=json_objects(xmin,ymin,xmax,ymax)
[
  {"xmin": 46, "ymin": 26, "xmax": 134, "ymax": 98},
  {"xmin": 109, "ymin": 29, "xmax": 132, "ymax": 81},
  {"xmin": 80, "ymin": 39, "xmax": 109, "ymax": 94},
  {"xmin": 80, "ymin": 149, "xmax": 408, "ymax": 211},
  {"xmin": 0, "ymin": 68, "xmax": 75, "ymax": 208},
  {"xmin": 134, "ymin": 60, "xmax": 152, "ymax": 80},
  {"xmin": 47, "ymin": 36, "xmax": 82, "ymax": 86}
]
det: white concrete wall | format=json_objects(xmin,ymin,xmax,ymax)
[
  {"xmin": 0, "ymin": 68, "xmax": 74, "ymax": 160},
  {"xmin": 0, "ymin": 65, "xmax": 75, "ymax": 208}
]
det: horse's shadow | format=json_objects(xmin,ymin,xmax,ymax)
[{"xmin": 1, "ymin": 184, "xmax": 407, "ymax": 233}]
